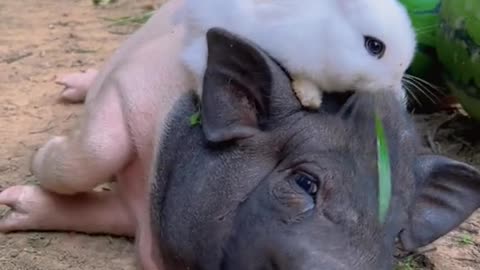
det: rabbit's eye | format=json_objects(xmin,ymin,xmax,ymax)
[{"xmin": 364, "ymin": 36, "xmax": 385, "ymax": 59}]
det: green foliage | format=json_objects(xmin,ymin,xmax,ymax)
[
  {"xmin": 93, "ymin": 0, "xmax": 117, "ymax": 6},
  {"xmin": 457, "ymin": 234, "xmax": 475, "ymax": 246},
  {"xmin": 189, "ymin": 112, "xmax": 202, "ymax": 127},
  {"xmin": 436, "ymin": 0, "xmax": 480, "ymax": 120},
  {"xmin": 399, "ymin": 0, "xmax": 443, "ymax": 83},
  {"xmin": 396, "ymin": 255, "xmax": 423, "ymax": 270}
]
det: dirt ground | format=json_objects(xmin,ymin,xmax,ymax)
[{"xmin": 0, "ymin": 0, "xmax": 479, "ymax": 269}]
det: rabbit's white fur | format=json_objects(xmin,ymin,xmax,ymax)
[{"xmin": 181, "ymin": 0, "xmax": 417, "ymax": 108}]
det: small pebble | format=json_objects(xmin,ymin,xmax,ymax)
[{"xmin": 9, "ymin": 251, "xmax": 19, "ymax": 258}]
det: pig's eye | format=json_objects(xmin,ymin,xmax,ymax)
[{"xmin": 295, "ymin": 174, "xmax": 318, "ymax": 196}]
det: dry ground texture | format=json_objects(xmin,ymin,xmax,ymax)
[{"xmin": 0, "ymin": 0, "xmax": 479, "ymax": 269}]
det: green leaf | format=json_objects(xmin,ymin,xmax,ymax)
[
  {"xmin": 375, "ymin": 113, "xmax": 392, "ymax": 224},
  {"xmin": 93, "ymin": 0, "xmax": 116, "ymax": 6},
  {"xmin": 189, "ymin": 112, "xmax": 202, "ymax": 127}
]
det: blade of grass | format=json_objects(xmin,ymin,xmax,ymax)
[
  {"xmin": 375, "ymin": 113, "xmax": 392, "ymax": 224},
  {"xmin": 102, "ymin": 11, "xmax": 154, "ymax": 26}
]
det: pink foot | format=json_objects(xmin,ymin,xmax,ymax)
[
  {"xmin": 55, "ymin": 68, "xmax": 98, "ymax": 103},
  {"xmin": 0, "ymin": 185, "xmax": 63, "ymax": 232},
  {"xmin": 0, "ymin": 185, "xmax": 133, "ymax": 235}
]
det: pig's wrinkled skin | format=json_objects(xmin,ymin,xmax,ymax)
[
  {"xmin": 150, "ymin": 29, "xmax": 480, "ymax": 269},
  {"xmin": 0, "ymin": 0, "xmax": 190, "ymax": 269}
]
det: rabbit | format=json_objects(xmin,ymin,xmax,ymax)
[{"xmin": 180, "ymin": 0, "xmax": 417, "ymax": 109}]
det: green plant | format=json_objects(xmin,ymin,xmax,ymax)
[
  {"xmin": 436, "ymin": 0, "xmax": 480, "ymax": 121},
  {"xmin": 93, "ymin": 0, "xmax": 117, "ymax": 6},
  {"xmin": 102, "ymin": 10, "xmax": 154, "ymax": 26},
  {"xmin": 375, "ymin": 113, "xmax": 392, "ymax": 224},
  {"xmin": 396, "ymin": 255, "xmax": 422, "ymax": 270},
  {"xmin": 457, "ymin": 234, "xmax": 475, "ymax": 246},
  {"xmin": 189, "ymin": 112, "xmax": 202, "ymax": 127}
]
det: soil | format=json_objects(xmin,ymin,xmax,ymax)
[{"xmin": 0, "ymin": 0, "xmax": 478, "ymax": 269}]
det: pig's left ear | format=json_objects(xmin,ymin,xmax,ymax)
[
  {"xmin": 200, "ymin": 27, "xmax": 298, "ymax": 143},
  {"xmin": 399, "ymin": 154, "xmax": 480, "ymax": 250}
]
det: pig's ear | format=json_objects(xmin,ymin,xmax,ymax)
[
  {"xmin": 200, "ymin": 27, "xmax": 295, "ymax": 143},
  {"xmin": 399, "ymin": 154, "xmax": 480, "ymax": 250}
]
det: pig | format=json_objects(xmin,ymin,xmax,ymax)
[
  {"xmin": 148, "ymin": 28, "xmax": 480, "ymax": 269},
  {"xmin": 2, "ymin": 24, "xmax": 480, "ymax": 270},
  {"xmin": 0, "ymin": 0, "xmax": 192, "ymax": 269}
]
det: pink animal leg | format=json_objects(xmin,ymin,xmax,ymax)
[
  {"xmin": 134, "ymin": 201, "xmax": 165, "ymax": 270},
  {"xmin": 0, "ymin": 185, "xmax": 134, "ymax": 236},
  {"xmin": 31, "ymin": 84, "xmax": 132, "ymax": 195},
  {"xmin": 55, "ymin": 68, "xmax": 98, "ymax": 103}
]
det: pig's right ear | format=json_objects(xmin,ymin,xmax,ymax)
[
  {"xmin": 399, "ymin": 155, "xmax": 480, "ymax": 250},
  {"xmin": 200, "ymin": 28, "xmax": 293, "ymax": 143}
]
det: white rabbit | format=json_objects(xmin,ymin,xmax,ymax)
[{"xmin": 180, "ymin": 0, "xmax": 417, "ymax": 109}]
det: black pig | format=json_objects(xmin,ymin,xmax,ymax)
[{"xmin": 150, "ymin": 28, "xmax": 480, "ymax": 270}]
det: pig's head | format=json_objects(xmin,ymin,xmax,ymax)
[{"xmin": 150, "ymin": 28, "xmax": 480, "ymax": 270}]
